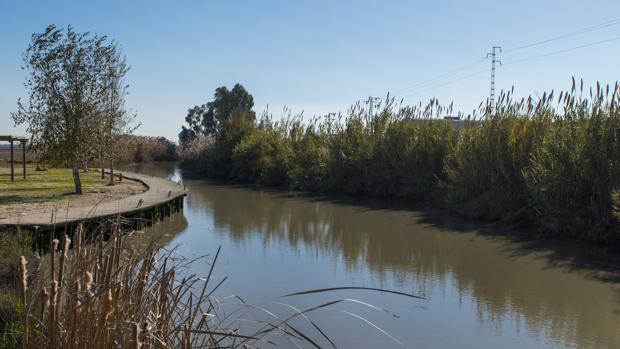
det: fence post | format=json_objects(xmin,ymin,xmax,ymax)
[
  {"xmin": 21, "ymin": 140, "xmax": 26, "ymax": 179},
  {"xmin": 9, "ymin": 140, "xmax": 14, "ymax": 182}
]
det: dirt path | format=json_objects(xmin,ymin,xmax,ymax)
[
  {"xmin": 0, "ymin": 171, "xmax": 185, "ymax": 227},
  {"xmin": 0, "ymin": 179, "xmax": 146, "ymax": 220}
]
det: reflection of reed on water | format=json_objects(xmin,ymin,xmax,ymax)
[
  {"xmin": 180, "ymin": 183, "xmax": 620, "ymax": 349},
  {"xmin": 136, "ymin": 161, "xmax": 620, "ymax": 349}
]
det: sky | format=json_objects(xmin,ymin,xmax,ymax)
[{"xmin": 1, "ymin": 0, "xmax": 619, "ymax": 141}]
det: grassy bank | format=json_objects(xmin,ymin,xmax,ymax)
[
  {"xmin": 0, "ymin": 167, "xmax": 111, "ymax": 206},
  {"xmin": 179, "ymin": 81, "xmax": 620, "ymax": 245}
]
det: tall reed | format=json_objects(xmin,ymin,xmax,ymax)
[
  {"xmin": 5, "ymin": 222, "xmax": 421, "ymax": 348},
  {"xmin": 178, "ymin": 80, "xmax": 620, "ymax": 244}
]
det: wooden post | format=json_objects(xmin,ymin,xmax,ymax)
[
  {"xmin": 71, "ymin": 162, "xmax": 82, "ymax": 194},
  {"xmin": 21, "ymin": 140, "xmax": 26, "ymax": 179},
  {"xmin": 9, "ymin": 140, "xmax": 14, "ymax": 182},
  {"xmin": 109, "ymin": 160, "xmax": 114, "ymax": 185}
]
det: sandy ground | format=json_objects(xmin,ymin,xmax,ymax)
[{"xmin": 0, "ymin": 179, "xmax": 147, "ymax": 220}]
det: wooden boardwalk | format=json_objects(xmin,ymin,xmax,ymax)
[{"xmin": 0, "ymin": 171, "xmax": 186, "ymax": 230}]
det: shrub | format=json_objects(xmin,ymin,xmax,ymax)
[
  {"xmin": 231, "ymin": 124, "xmax": 291, "ymax": 185},
  {"xmin": 116, "ymin": 135, "xmax": 177, "ymax": 164},
  {"xmin": 176, "ymin": 134, "xmax": 215, "ymax": 171}
]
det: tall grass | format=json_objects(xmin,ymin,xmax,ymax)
[
  {"xmin": 0, "ymin": 233, "xmax": 32, "ymax": 341},
  {"xmin": 442, "ymin": 92, "xmax": 550, "ymax": 220},
  {"xmin": 179, "ymin": 80, "xmax": 620, "ymax": 244}
]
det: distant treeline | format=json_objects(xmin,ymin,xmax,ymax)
[
  {"xmin": 178, "ymin": 81, "xmax": 620, "ymax": 245},
  {"xmin": 116, "ymin": 135, "xmax": 177, "ymax": 164},
  {"xmin": 0, "ymin": 144, "xmax": 34, "ymax": 162}
]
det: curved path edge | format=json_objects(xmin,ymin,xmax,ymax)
[{"xmin": 0, "ymin": 170, "xmax": 186, "ymax": 229}]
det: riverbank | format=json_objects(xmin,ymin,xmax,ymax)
[{"xmin": 178, "ymin": 82, "xmax": 620, "ymax": 247}]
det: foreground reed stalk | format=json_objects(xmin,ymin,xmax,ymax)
[{"xmin": 11, "ymin": 222, "xmax": 421, "ymax": 348}]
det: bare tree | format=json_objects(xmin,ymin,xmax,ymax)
[{"xmin": 12, "ymin": 25, "xmax": 135, "ymax": 193}]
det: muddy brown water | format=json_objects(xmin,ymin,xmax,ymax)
[{"xmin": 128, "ymin": 162, "xmax": 620, "ymax": 349}]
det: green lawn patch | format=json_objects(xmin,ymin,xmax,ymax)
[{"xmin": 0, "ymin": 166, "xmax": 108, "ymax": 206}]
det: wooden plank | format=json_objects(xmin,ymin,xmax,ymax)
[{"xmin": 0, "ymin": 135, "xmax": 28, "ymax": 142}]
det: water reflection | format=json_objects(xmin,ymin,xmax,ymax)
[{"xmin": 140, "ymin": 163, "xmax": 620, "ymax": 349}]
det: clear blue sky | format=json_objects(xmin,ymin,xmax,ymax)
[{"xmin": 1, "ymin": 0, "xmax": 619, "ymax": 141}]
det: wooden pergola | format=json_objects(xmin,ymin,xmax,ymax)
[{"xmin": 0, "ymin": 135, "xmax": 28, "ymax": 182}]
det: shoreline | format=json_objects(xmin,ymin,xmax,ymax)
[
  {"xmin": 180, "ymin": 165, "xmax": 620, "ymax": 253},
  {"xmin": 0, "ymin": 170, "xmax": 186, "ymax": 232}
]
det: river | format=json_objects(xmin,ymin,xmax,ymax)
[{"xmin": 128, "ymin": 162, "xmax": 620, "ymax": 349}]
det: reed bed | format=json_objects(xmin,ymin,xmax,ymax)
[
  {"xmin": 3, "ymin": 222, "xmax": 422, "ymax": 348},
  {"xmin": 179, "ymin": 80, "xmax": 620, "ymax": 244}
]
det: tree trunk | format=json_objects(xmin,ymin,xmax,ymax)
[
  {"xmin": 72, "ymin": 162, "xmax": 82, "ymax": 194},
  {"xmin": 109, "ymin": 160, "xmax": 114, "ymax": 186},
  {"xmin": 82, "ymin": 160, "xmax": 88, "ymax": 172},
  {"xmin": 101, "ymin": 165, "xmax": 105, "ymax": 179}
]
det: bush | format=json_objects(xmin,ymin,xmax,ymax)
[
  {"xmin": 176, "ymin": 134, "xmax": 215, "ymax": 171},
  {"xmin": 231, "ymin": 124, "xmax": 291, "ymax": 185}
]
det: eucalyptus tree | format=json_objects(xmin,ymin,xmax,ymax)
[
  {"xmin": 12, "ymin": 25, "xmax": 135, "ymax": 193},
  {"xmin": 179, "ymin": 84, "xmax": 255, "ymax": 146}
]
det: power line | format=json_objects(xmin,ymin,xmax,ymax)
[
  {"xmin": 393, "ymin": 17, "xmax": 620, "ymax": 104},
  {"xmin": 392, "ymin": 57, "xmax": 487, "ymax": 95},
  {"xmin": 400, "ymin": 68, "xmax": 488, "ymax": 98},
  {"xmin": 504, "ymin": 35, "xmax": 620, "ymax": 66},
  {"xmin": 402, "ymin": 35, "xmax": 620, "ymax": 98},
  {"xmin": 399, "ymin": 35, "xmax": 620, "ymax": 101},
  {"xmin": 503, "ymin": 17, "xmax": 620, "ymax": 54}
]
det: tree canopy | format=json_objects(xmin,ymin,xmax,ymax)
[
  {"xmin": 12, "ymin": 25, "xmax": 134, "ymax": 193},
  {"xmin": 179, "ymin": 83, "xmax": 254, "ymax": 146}
]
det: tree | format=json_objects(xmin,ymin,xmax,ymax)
[
  {"xmin": 98, "ymin": 47, "xmax": 137, "ymax": 185},
  {"xmin": 12, "ymin": 25, "xmax": 134, "ymax": 193},
  {"xmin": 178, "ymin": 126, "xmax": 196, "ymax": 148},
  {"xmin": 179, "ymin": 83, "xmax": 255, "ymax": 146}
]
